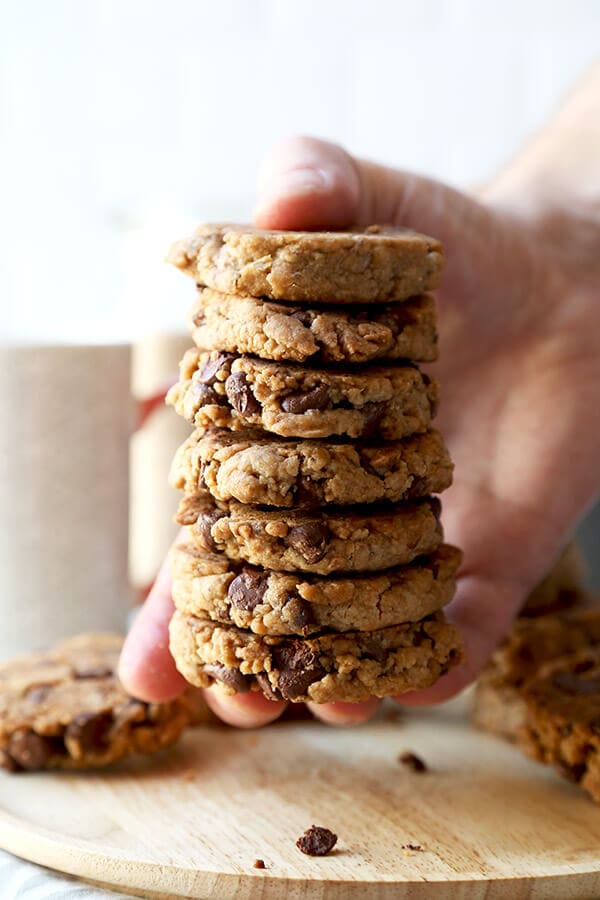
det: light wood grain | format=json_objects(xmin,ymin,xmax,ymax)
[{"xmin": 0, "ymin": 696, "xmax": 599, "ymax": 899}]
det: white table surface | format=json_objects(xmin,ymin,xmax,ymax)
[{"xmin": 0, "ymin": 849, "xmax": 131, "ymax": 899}]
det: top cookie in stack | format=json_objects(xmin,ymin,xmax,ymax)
[{"xmin": 166, "ymin": 224, "xmax": 463, "ymax": 704}]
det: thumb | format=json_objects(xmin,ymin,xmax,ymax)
[{"xmin": 254, "ymin": 135, "xmax": 523, "ymax": 302}]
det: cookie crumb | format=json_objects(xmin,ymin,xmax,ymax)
[
  {"xmin": 253, "ymin": 858, "xmax": 266, "ymax": 869},
  {"xmin": 401, "ymin": 842, "xmax": 424, "ymax": 852},
  {"xmin": 398, "ymin": 751, "xmax": 427, "ymax": 773},
  {"xmin": 296, "ymin": 825, "xmax": 338, "ymax": 856}
]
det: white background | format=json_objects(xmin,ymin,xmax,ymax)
[
  {"xmin": 1, "ymin": 0, "xmax": 599, "ymax": 341},
  {"xmin": 1, "ymin": 0, "xmax": 598, "ymax": 585}
]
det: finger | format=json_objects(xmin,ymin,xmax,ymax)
[
  {"xmin": 395, "ymin": 573, "xmax": 524, "ymax": 707},
  {"xmin": 118, "ymin": 562, "xmax": 187, "ymax": 703},
  {"xmin": 203, "ymin": 686, "xmax": 287, "ymax": 728},
  {"xmin": 306, "ymin": 697, "xmax": 381, "ymax": 726},
  {"xmin": 255, "ymin": 136, "xmax": 360, "ymax": 230},
  {"xmin": 253, "ymin": 135, "xmax": 525, "ymax": 305}
]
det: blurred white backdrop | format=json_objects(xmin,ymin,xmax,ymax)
[{"xmin": 1, "ymin": 0, "xmax": 599, "ymax": 342}]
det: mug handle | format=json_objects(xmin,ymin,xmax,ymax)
[{"xmin": 137, "ymin": 383, "xmax": 173, "ymax": 430}]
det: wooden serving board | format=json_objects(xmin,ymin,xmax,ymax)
[{"xmin": 0, "ymin": 695, "xmax": 599, "ymax": 899}]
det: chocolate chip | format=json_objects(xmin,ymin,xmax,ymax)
[
  {"xmin": 65, "ymin": 712, "xmax": 113, "ymax": 753},
  {"xmin": 253, "ymin": 858, "xmax": 266, "ymax": 869},
  {"xmin": 255, "ymin": 673, "xmax": 284, "ymax": 701},
  {"xmin": 295, "ymin": 476, "xmax": 320, "ymax": 508},
  {"xmin": 296, "ymin": 825, "xmax": 337, "ymax": 856},
  {"xmin": 515, "ymin": 644, "xmax": 535, "ymax": 664},
  {"xmin": 228, "ymin": 570, "xmax": 268, "ymax": 611},
  {"xmin": 281, "ymin": 384, "xmax": 330, "ymax": 415},
  {"xmin": 552, "ymin": 672, "xmax": 600, "ymax": 695},
  {"xmin": 192, "ymin": 382, "xmax": 227, "ymax": 407},
  {"xmin": 273, "ymin": 641, "xmax": 326, "ymax": 700},
  {"xmin": 406, "ymin": 476, "xmax": 427, "ymax": 498},
  {"xmin": 286, "ymin": 593, "xmax": 317, "ymax": 635},
  {"xmin": 198, "ymin": 351, "xmax": 233, "ymax": 384},
  {"xmin": 361, "ymin": 637, "xmax": 387, "ymax": 664},
  {"xmin": 287, "ymin": 523, "xmax": 330, "ymax": 564},
  {"xmin": 194, "ymin": 509, "xmax": 224, "ymax": 552},
  {"xmin": 361, "ymin": 401, "xmax": 386, "ymax": 437},
  {"xmin": 556, "ymin": 760, "xmax": 586, "ymax": 783},
  {"xmin": 398, "ymin": 751, "xmax": 428, "ymax": 773},
  {"xmin": 73, "ymin": 666, "xmax": 113, "ymax": 680},
  {"xmin": 225, "ymin": 372, "xmax": 261, "ymax": 416},
  {"xmin": 203, "ymin": 663, "xmax": 251, "ymax": 693},
  {"xmin": 7, "ymin": 730, "xmax": 58, "ymax": 770}
]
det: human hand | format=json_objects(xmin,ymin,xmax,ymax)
[{"xmin": 119, "ymin": 130, "xmax": 600, "ymax": 726}]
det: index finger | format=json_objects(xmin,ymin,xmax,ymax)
[{"xmin": 118, "ymin": 562, "xmax": 188, "ymax": 703}]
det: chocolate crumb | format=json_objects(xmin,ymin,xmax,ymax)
[
  {"xmin": 253, "ymin": 858, "xmax": 266, "ymax": 869},
  {"xmin": 296, "ymin": 824, "xmax": 337, "ymax": 857},
  {"xmin": 398, "ymin": 751, "xmax": 427, "ymax": 773},
  {"xmin": 401, "ymin": 843, "xmax": 424, "ymax": 852}
]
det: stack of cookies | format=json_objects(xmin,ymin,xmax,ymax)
[{"xmin": 165, "ymin": 224, "xmax": 463, "ymax": 704}]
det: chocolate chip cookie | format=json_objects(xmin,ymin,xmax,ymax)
[
  {"xmin": 170, "ymin": 426, "xmax": 453, "ymax": 508},
  {"xmin": 167, "ymin": 224, "xmax": 443, "ymax": 304},
  {"xmin": 169, "ymin": 539, "xmax": 461, "ymax": 635},
  {"xmin": 473, "ymin": 606, "xmax": 597, "ymax": 740},
  {"xmin": 188, "ymin": 288, "xmax": 438, "ymax": 364},
  {"xmin": 0, "ymin": 634, "xmax": 196, "ymax": 771},
  {"xmin": 176, "ymin": 494, "xmax": 443, "ymax": 574},
  {"xmin": 167, "ymin": 348, "xmax": 438, "ymax": 440},
  {"xmin": 519, "ymin": 646, "xmax": 600, "ymax": 804},
  {"xmin": 169, "ymin": 609, "xmax": 462, "ymax": 703}
]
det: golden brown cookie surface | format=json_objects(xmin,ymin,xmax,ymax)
[{"xmin": 168, "ymin": 224, "xmax": 443, "ymax": 303}]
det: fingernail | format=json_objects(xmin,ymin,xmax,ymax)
[{"xmin": 258, "ymin": 167, "xmax": 332, "ymax": 203}]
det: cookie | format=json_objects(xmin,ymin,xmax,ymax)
[
  {"xmin": 167, "ymin": 348, "xmax": 438, "ymax": 440},
  {"xmin": 472, "ymin": 607, "xmax": 597, "ymax": 740},
  {"xmin": 0, "ymin": 634, "xmax": 196, "ymax": 772},
  {"xmin": 519, "ymin": 647, "xmax": 600, "ymax": 803},
  {"xmin": 169, "ymin": 610, "xmax": 462, "ymax": 703},
  {"xmin": 471, "ymin": 672, "xmax": 529, "ymax": 741},
  {"xmin": 167, "ymin": 224, "xmax": 443, "ymax": 304},
  {"xmin": 169, "ymin": 539, "xmax": 461, "ymax": 635},
  {"xmin": 170, "ymin": 427, "xmax": 453, "ymax": 508},
  {"xmin": 188, "ymin": 288, "xmax": 438, "ymax": 364},
  {"xmin": 176, "ymin": 494, "xmax": 443, "ymax": 574}
]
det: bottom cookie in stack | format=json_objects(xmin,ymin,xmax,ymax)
[{"xmin": 168, "ymin": 537, "xmax": 463, "ymax": 704}]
